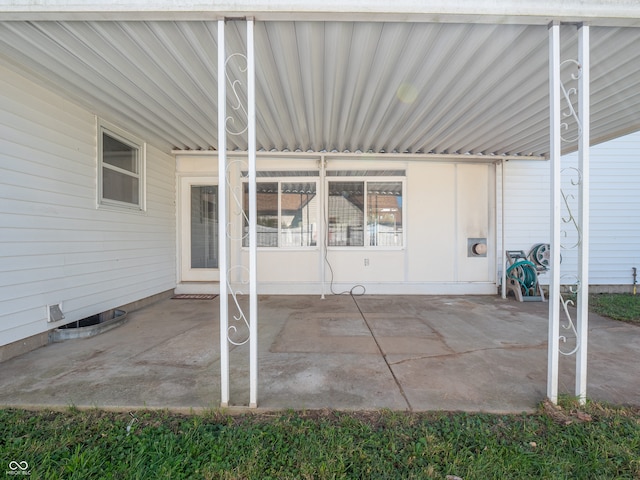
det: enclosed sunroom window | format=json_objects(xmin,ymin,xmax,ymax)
[
  {"xmin": 366, "ymin": 181, "xmax": 403, "ymax": 247},
  {"xmin": 327, "ymin": 172, "xmax": 404, "ymax": 248},
  {"xmin": 98, "ymin": 121, "xmax": 145, "ymax": 210},
  {"xmin": 243, "ymin": 173, "xmax": 319, "ymax": 248}
]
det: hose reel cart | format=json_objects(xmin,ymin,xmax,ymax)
[{"xmin": 504, "ymin": 243, "xmax": 550, "ymax": 302}]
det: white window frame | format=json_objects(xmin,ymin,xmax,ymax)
[
  {"xmin": 242, "ymin": 176, "xmax": 320, "ymax": 250},
  {"xmin": 326, "ymin": 176, "xmax": 406, "ymax": 250},
  {"xmin": 97, "ymin": 119, "xmax": 146, "ymax": 211}
]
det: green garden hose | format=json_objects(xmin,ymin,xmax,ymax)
[{"xmin": 506, "ymin": 259, "xmax": 538, "ymax": 296}]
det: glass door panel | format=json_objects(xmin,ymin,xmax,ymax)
[
  {"xmin": 180, "ymin": 177, "xmax": 219, "ymax": 282},
  {"xmin": 190, "ymin": 185, "xmax": 218, "ymax": 269}
]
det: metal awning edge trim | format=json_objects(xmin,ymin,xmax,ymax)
[
  {"xmin": 2, "ymin": 1, "xmax": 640, "ymax": 27},
  {"xmin": 171, "ymin": 150, "xmax": 546, "ymax": 162}
]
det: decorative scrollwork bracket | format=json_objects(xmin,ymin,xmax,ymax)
[
  {"xmin": 225, "ymin": 53, "xmax": 248, "ymax": 136},
  {"xmin": 560, "ymin": 166, "xmax": 583, "ymax": 250},
  {"xmin": 559, "ymin": 59, "xmax": 583, "ymax": 144},
  {"xmin": 559, "ymin": 275, "xmax": 581, "ymax": 356}
]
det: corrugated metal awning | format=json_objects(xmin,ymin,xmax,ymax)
[{"xmin": 0, "ymin": 18, "xmax": 638, "ymax": 157}]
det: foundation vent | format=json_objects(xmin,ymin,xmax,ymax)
[{"xmin": 48, "ymin": 304, "xmax": 65, "ymax": 322}]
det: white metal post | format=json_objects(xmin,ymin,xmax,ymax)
[
  {"xmin": 501, "ymin": 161, "xmax": 506, "ymax": 299},
  {"xmin": 247, "ymin": 17, "xmax": 258, "ymax": 409},
  {"xmin": 319, "ymin": 154, "xmax": 326, "ymax": 299},
  {"xmin": 547, "ymin": 22, "xmax": 562, "ymax": 404},
  {"xmin": 218, "ymin": 18, "xmax": 229, "ymax": 408},
  {"xmin": 576, "ymin": 24, "xmax": 590, "ymax": 404}
]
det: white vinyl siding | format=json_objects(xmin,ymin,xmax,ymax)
[
  {"xmin": 586, "ymin": 134, "xmax": 640, "ymax": 284},
  {"xmin": 500, "ymin": 130, "xmax": 640, "ymax": 286},
  {"xmin": 0, "ymin": 63, "xmax": 176, "ymax": 347}
]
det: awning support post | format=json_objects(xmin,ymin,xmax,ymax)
[
  {"xmin": 547, "ymin": 21, "xmax": 561, "ymax": 404},
  {"xmin": 547, "ymin": 22, "xmax": 590, "ymax": 405},
  {"xmin": 247, "ymin": 17, "xmax": 258, "ymax": 409},
  {"xmin": 576, "ymin": 24, "xmax": 590, "ymax": 404},
  {"xmin": 218, "ymin": 18, "xmax": 258, "ymax": 409},
  {"xmin": 218, "ymin": 18, "xmax": 229, "ymax": 408},
  {"xmin": 500, "ymin": 160, "xmax": 507, "ymax": 299}
]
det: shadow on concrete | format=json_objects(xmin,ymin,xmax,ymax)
[{"xmin": 0, "ymin": 295, "xmax": 637, "ymax": 413}]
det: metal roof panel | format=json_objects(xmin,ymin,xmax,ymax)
[{"xmin": 0, "ymin": 20, "xmax": 638, "ymax": 157}]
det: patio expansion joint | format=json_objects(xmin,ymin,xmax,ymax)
[
  {"xmin": 388, "ymin": 342, "xmax": 548, "ymax": 366},
  {"xmin": 351, "ymin": 295, "xmax": 413, "ymax": 412},
  {"xmin": 130, "ymin": 321, "xmax": 217, "ymax": 361}
]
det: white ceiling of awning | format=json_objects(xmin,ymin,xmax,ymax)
[{"xmin": 0, "ymin": 19, "xmax": 639, "ymax": 157}]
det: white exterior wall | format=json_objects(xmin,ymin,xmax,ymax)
[
  {"xmin": 177, "ymin": 154, "xmax": 496, "ymax": 295},
  {"xmin": 500, "ymin": 130, "xmax": 640, "ymax": 286},
  {"xmin": 0, "ymin": 63, "xmax": 176, "ymax": 347}
]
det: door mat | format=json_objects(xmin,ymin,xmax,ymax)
[{"xmin": 171, "ymin": 294, "xmax": 218, "ymax": 300}]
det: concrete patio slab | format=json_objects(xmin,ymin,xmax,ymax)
[{"xmin": 0, "ymin": 295, "xmax": 637, "ymax": 413}]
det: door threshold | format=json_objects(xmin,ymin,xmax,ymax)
[{"xmin": 175, "ymin": 282, "xmax": 220, "ymax": 295}]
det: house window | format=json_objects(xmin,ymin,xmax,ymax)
[
  {"xmin": 243, "ymin": 175, "xmax": 318, "ymax": 248},
  {"xmin": 328, "ymin": 176, "xmax": 404, "ymax": 248},
  {"xmin": 98, "ymin": 121, "xmax": 144, "ymax": 210}
]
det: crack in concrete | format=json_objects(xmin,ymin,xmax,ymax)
[
  {"xmin": 388, "ymin": 342, "xmax": 548, "ymax": 366},
  {"xmin": 351, "ymin": 295, "xmax": 414, "ymax": 412},
  {"xmin": 415, "ymin": 316, "xmax": 457, "ymax": 356}
]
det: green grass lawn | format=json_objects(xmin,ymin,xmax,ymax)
[
  {"xmin": 2, "ymin": 400, "xmax": 639, "ymax": 479},
  {"xmin": 589, "ymin": 293, "xmax": 640, "ymax": 324}
]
